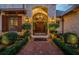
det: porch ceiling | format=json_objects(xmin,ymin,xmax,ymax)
[{"xmin": 56, "ymin": 4, "xmax": 79, "ymax": 16}]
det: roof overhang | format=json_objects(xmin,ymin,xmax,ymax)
[
  {"xmin": 56, "ymin": 4, "xmax": 79, "ymax": 16},
  {"xmin": 1, "ymin": 8, "xmax": 26, "ymax": 14}
]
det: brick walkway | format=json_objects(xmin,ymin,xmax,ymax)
[{"xmin": 17, "ymin": 40, "xmax": 64, "ymax": 55}]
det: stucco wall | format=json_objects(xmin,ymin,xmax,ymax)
[
  {"xmin": 63, "ymin": 13, "xmax": 79, "ymax": 36},
  {"xmin": 58, "ymin": 12, "xmax": 79, "ymax": 36},
  {"xmin": 57, "ymin": 18, "xmax": 62, "ymax": 33}
]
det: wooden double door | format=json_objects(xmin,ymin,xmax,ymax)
[
  {"xmin": 2, "ymin": 15, "xmax": 22, "ymax": 32},
  {"xmin": 33, "ymin": 13, "xmax": 48, "ymax": 35}
]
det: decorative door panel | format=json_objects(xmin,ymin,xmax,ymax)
[{"xmin": 32, "ymin": 6, "xmax": 48, "ymax": 36}]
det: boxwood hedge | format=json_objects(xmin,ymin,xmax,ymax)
[{"xmin": 53, "ymin": 38, "xmax": 79, "ymax": 55}]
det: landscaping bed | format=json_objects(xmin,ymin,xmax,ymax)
[
  {"xmin": 0, "ymin": 31, "xmax": 29, "ymax": 55},
  {"xmin": 53, "ymin": 38, "xmax": 79, "ymax": 55},
  {"xmin": 49, "ymin": 22, "xmax": 79, "ymax": 55},
  {"xmin": 0, "ymin": 37, "xmax": 28, "ymax": 55}
]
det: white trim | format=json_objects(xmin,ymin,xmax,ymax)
[{"xmin": 31, "ymin": 35, "xmax": 49, "ymax": 38}]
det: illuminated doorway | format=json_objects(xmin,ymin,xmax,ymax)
[{"xmin": 32, "ymin": 6, "xmax": 48, "ymax": 38}]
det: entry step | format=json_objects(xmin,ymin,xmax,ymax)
[
  {"xmin": 31, "ymin": 35, "xmax": 49, "ymax": 38},
  {"xmin": 34, "ymin": 38, "xmax": 47, "ymax": 41}
]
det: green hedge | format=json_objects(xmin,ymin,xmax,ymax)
[
  {"xmin": 22, "ymin": 23, "xmax": 31, "ymax": 30},
  {"xmin": 0, "ymin": 46, "xmax": 5, "ymax": 52},
  {"xmin": 23, "ymin": 31, "xmax": 30, "ymax": 38},
  {"xmin": 0, "ymin": 36, "xmax": 28, "ymax": 55},
  {"xmin": 63, "ymin": 32, "xmax": 78, "ymax": 43},
  {"xmin": 0, "ymin": 31, "xmax": 30, "ymax": 55},
  {"xmin": 53, "ymin": 38, "xmax": 79, "ymax": 55},
  {"xmin": 63, "ymin": 32, "xmax": 78, "ymax": 48},
  {"xmin": 49, "ymin": 23, "xmax": 59, "ymax": 31},
  {"xmin": 1, "ymin": 32, "xmax": 18, "ymax": 45}
]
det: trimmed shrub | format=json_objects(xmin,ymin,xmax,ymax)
[
  {"xmin": 23, "ymin": 31, "xmax": 30, "ymax": 38},
  {"xmin": 0, "ymin": 36, "xmax": 28, "ymax": 55},
  {"xmin": 1, "ymin": 36, "xmax": 10, "ymax": 45},
  {"xmin": 53, "ymin": 38, "xmax": 79, "ymax": 55},
  {"xmin": 49, "ymin": 23, "xmax": 59, "ymax": 31},
  {"xmin": 1, "ymin": 32, "xmax": 18, "ymax": 45},
  {"xmin": 53, "ymin": 38, "xmax": 62, "ymax": 46},
  {"xmin": 22, "ymin": 23, "xmax": 31, "ymax": 37},
  {"xmin": 0, "ymin": 45, "xmax": 5, "ymax": 52},
  {"xmin": 63, "ymin": 32, "xmax": 78, "ymax": 48},
  {"xmin": 22, "ymin": 23, "xmax": 31, "ymax": 30}
]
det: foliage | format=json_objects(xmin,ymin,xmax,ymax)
[
  {"xmin": 0, "ymin": 45, "xmax": 5, "ymax": 52},
  {"xmin": 0, "ymin": 35, "xmax": 29, "ymax": 55},
  {"xmin": 1, "ymin": 36, "xmax": 10, "ymax": 45},
  {"xmin": 0, "ymin": 31, "xmax": 29, "ymax": 55},
  {"xmin": 23, "ymin": 31, "xmax": 30, "ymax": 38},
  {"xmin": 49, "ymin": 23, "xmax": 59, "ymax": 31},
  {"xmin": 50, "ymin": 31, "xmax": 64, "ymax": 41},
  {"xmin": 63, "ymin": 32, "xmax": 78, "ymax": 45},
  {"xmin": 22, "ymin": 23, "xmax": 31, "ymax": 30},
  {"xmin": 53, "ymin": 38, "xmax": 79, "ymax": 55},
  {"xmin": 1, "ymin": 32, "xmax": 18, "ymax": 45}
]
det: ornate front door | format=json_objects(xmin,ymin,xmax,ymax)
[{"xmin": 32, "ymin": 6, "xmax": 48, "ymax": 36}]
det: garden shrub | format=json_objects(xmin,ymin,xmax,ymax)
[
  {"xmin": 1, "ymin": 36, "xmax": 10, "ymax": 45},
  {"xmin": 1, "ymin": 32, "xmax": 18, "ymax": 45},
  {"xmin": 22, "ymin": 23, "xmax": 31, "ymax": 37},
  {"xmin": 63, "ymin": 32, "xmax": 78, "ymax": 48},
  {"xmin": 0, "ymin": 33, "xmax": 29, "ymax": 55},
  {"xmin": 22, "ymin": 23, "xmax": 31, "ymax": 30},
  {"xmin": 49, "ymin": 23, "xmax": 59, "ymax": 31},
  {"xmin": 53, "ymin": 38, "xmax": 79, "ymax": 55},
  {"xmin": 0, "ymin": 44, "xmax": 6, "ymax": 52},
  {"xmin": 23, "ymin": 31, "xmax": 30, "ymax": 38}
]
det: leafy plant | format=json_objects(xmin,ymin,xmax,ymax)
[
  {"xmin": 0, "ymin": 34, "xmax": 29, "ymax": 55},
  {"xmin": 23, "ymin": 31, "xmax": 30, "ymax": 38},
  {"xmin": 1, "ymin": 32, "xmax": 18, "ymax": 45},
  {"xmin": 64, "ymin": 33, "xmax": 78, "ymax": 47},
  {"xmin": 63, "ymin": 32, "xmax": 78, "ymax": 45},
  {"xmin": 49, "ymin": 23, "xmax": 59, "ymax": 31},
  {"xmin": 22, "ymin": 23, "xmax": 31, "ymax": 30},
  {"xmin": 53, "ymin": 38, "xmax": 79, "ymax": 55},
  {"xmin": 1, "ymin": 36, "xmax": 10, "ymax": 45}
]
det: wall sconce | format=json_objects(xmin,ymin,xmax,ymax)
[{"xmin": 25, "ymin": 16, "xmax": 29, "ymax": 23}]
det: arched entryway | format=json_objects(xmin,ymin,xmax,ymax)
[{"xmin": 31, "ymin": 6, "xmax": 49, "ymax": 39}]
